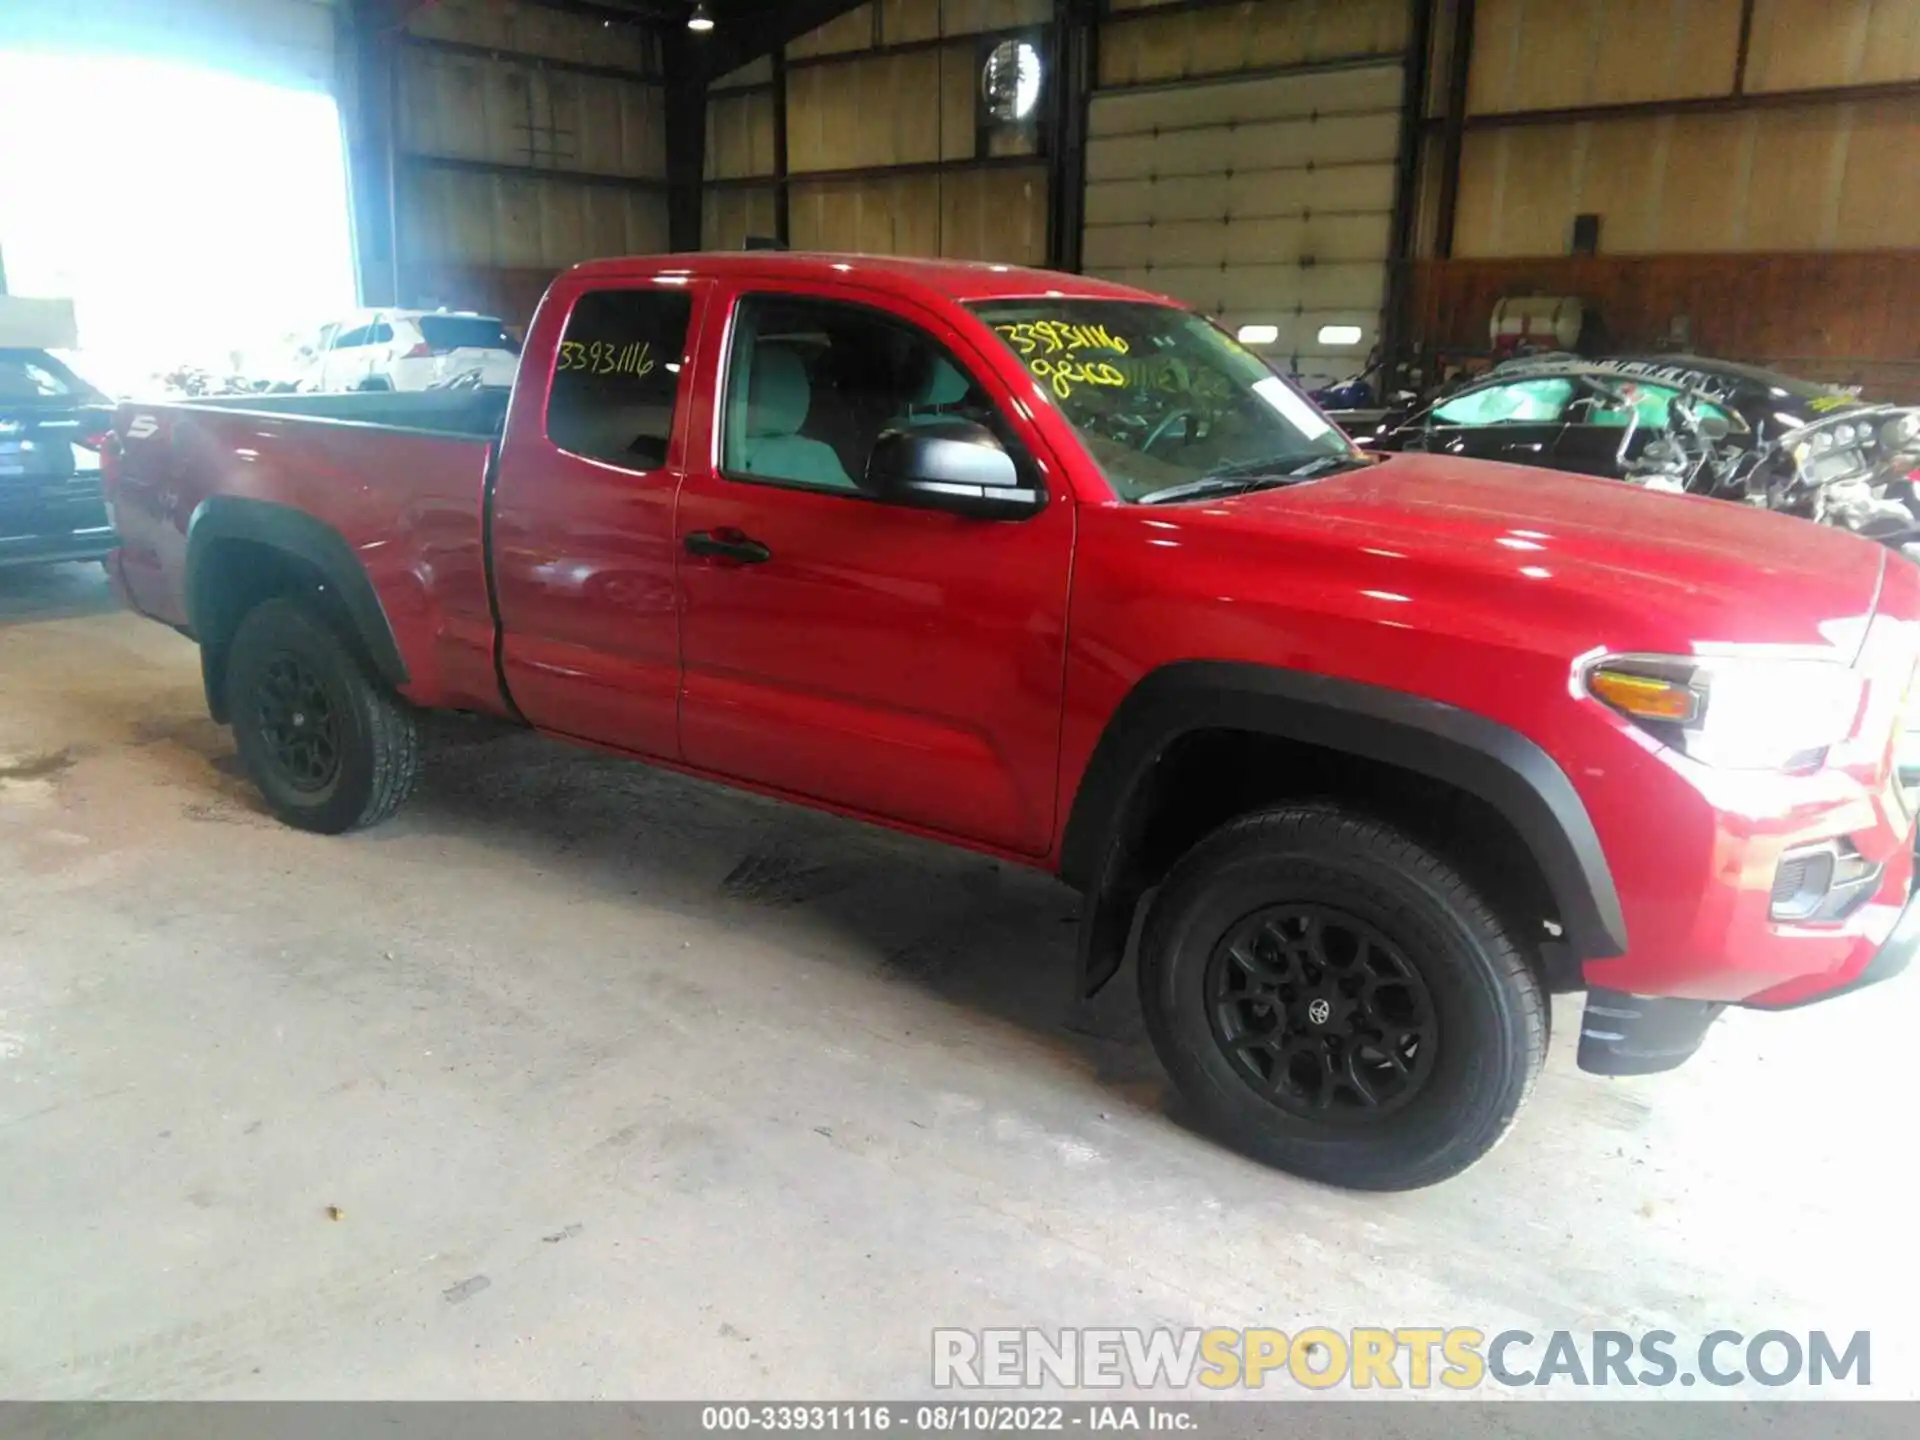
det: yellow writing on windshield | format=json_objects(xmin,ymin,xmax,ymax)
[
  {"xmin": 995, "ymin": 321, "xmax": 1131, "ymax": 358},
  {"xmin": 1807, "ymin": 393, "xmax": 1860, "ymax": 413},
  {"xmin": 1030, "ymin": 357, "xmax": 1128, "ymax": 399},
  {"xmin": 996, "ymin": 320, "xmax": 1132, "ymax": 398},
  {"xmin": 559, "ymin": 339, "xmax": 656, "ymax": 378}
]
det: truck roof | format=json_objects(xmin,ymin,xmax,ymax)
[{"xmin": 565, "ymin": 251, "xmax": 1172, "ymax": 307}]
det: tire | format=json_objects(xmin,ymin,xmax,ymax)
[
  {"xmin": 225, "ymin": 596, "xmax": 420, "ymax": 834},
  {"xmin": 1138, "ymin": 804, "xmax": 1545, "ymax": 1191}
]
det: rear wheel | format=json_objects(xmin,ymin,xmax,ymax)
[
  {"xmin": 1138, "ymin": 804, "xmax": 1545, "ymax": 1190},
  {"xmin": 225, "ymin": 597, "xmax": 419, "ymax": 833}
]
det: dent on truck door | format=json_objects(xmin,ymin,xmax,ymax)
[
  {"xmin": 674, "ymin": 287, "xmax": 1073, "ymax": 855},
  {"xmin": 488, "ymin": 281, "xmax": 705, "ymax": 759}
]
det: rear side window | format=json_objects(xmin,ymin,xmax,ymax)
[
  {"xmin": 420, "ymin": 316, "xmax": 517, "ymax": 354},
  {"xmin": 546, "ymin": 289, "xmax": 694, "ymax": 470},
  {"xmin": 0, "ymin": 350, "xmax": 77, "ymax": 401}
]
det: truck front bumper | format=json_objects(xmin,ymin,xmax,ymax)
[{"xmin": 1577, "ymin": 886, "xmax": 1920, "ymax": 1076}]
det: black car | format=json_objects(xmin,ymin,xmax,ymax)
[
  {"xmin": 0, "ymin": 348, "xmax": 117, "ymax": 569},
  {"xmin": 1359, "ymin": 354, "xmax": 1871, "ymax": 480}
]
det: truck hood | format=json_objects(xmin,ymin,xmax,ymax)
[{"xmin": 1182, "ymin": 453, "xmax": 1886, "ymax": 653}]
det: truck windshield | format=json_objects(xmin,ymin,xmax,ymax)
[{"xmin": 969, "ymin": 300, "xmax": 1355, "ymax": 503}]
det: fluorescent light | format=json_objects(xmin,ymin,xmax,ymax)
[
  {"xmin": 1236, "ymin": 324, "xmax": 1279, "ymax": 345},
  {"xmin": 1318, "ymin": 324, "xmax": 1364, "ymax": 346}
]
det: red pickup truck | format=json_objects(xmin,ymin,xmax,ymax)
[{"xmin": 103, "ymin": 253, "xmax": 1919, "ymax": 1190}]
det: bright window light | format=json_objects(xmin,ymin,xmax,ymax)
[
  {"xmin": 1236, "ymin": 324, "xmax": 1280, "ymax": 345},
  {"xmin": 0, "ymin": 50, "xmax": 357, "ymax": 394},
  {"xmin": 1318, "ymin": 324, "xmax": 1365, "ymax": 346}
]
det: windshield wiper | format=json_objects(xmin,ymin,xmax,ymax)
[{"xmin": 1138, "ymin": 453, "xmax": 1367, "ymax": 505}]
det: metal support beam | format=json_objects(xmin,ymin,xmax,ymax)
[
  {"xmin": 1047, "ymin": 0, "xmax": 1096, "ymax": 273},
  {"xmin": 1732, "ymin": 0, "xmax": 1758, "ymax": 95},
  {"xmin": 704, "ymin": 1, "xmax": 868, "ymax": 79},
  {"xmin": 398, "ymin": 32, "xmax": 662, "ymax": 85},
  {"xmin": 401, "ymin": 154, "xmax": 669, "ymax": 190},
  {"xmin": 1421, "ymin": 77, "xmax": 1920, "ymax": 132},
  {"xmin": 340, "ymin": 0, "xmax": 405, "ymax": 305},
  {"xmin": 663, "ymin": 28, "xmax": 709, "ymax": 249},
  {"xmin": 771, "ymin": 47, "xmax": 791, "ymax": 246},
  {"xmin": 1432, "ymin": 0, "xmax": 1475, "ymax": 261},
  {"xmin": 704, "ymin": 153, "xmax": 1047, "ymax": 191},
  {"xmin": 515, "ymin": 0, "xmax": 678, "ymax": 26},
  {"xmin": 1380, "ymin": 0, "xmax": 1436, "ymax": 385}
]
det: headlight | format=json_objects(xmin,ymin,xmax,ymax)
[
  {"xmin": 1880, "ymin": 413, "xmax": 1920, "ymax": 455},
  {"xmin": 1832, "ymin": 423, "xmax": 1858, "ymax": 446},
  {"xmin": 1812, "ymin": 429, "xmax": 1837, "ymax": 452},
  {"xmin": 1587, "ymin": 654, "xmax": 1865, "ymax": 771}
]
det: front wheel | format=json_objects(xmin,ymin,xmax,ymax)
[
  {"xmin": 1138, "ymin": 805, "xmax": 1545, "ymax": 1191},
  {"xmin": 225, "ymin": 597, "xmax": 420, "ymax": 833}
]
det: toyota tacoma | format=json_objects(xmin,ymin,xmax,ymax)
[{"xmin": 102, "ymin": 254, "xmax": 1920, "ymax": 1189}]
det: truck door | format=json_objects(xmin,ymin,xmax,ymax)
[
  {"xmin": 672, "ymin": 284, "xmax": 1074, "ymax": 856},
  {"xmin": 489, "ymin": 278, "xmax": 709, "ymax": 759}
]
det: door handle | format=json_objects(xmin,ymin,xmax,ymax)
[{"xmin": 684, "ymin": 528, "xmax": 771, "ymax": 565}]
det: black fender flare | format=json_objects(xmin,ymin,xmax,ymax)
[
  {"xmin": 1060, "ymin": 661, "xmax": 1628, "ymax": 995},
  {"xmin": 185, "ymin": 496, "xmax": 409, "ymax": 716}
]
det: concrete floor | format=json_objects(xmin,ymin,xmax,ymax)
[{"xmin": 1, "ymin": 562, "xmax": 1913, "ymax": 1408}]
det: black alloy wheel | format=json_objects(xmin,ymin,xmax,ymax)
[
  {"xmin": 252, "ymin": 652, "xmax": 343, "ymax": 793},
  {"xmin": 1206, "ymin": 904, "xmax": 1437, "ymax": 1122},
  {"xmin": 225, "ymin": 596, "xmax": 421, "ymax": 833},
  {"xmin": 1136, "ymin": 804, "xmax": 1546, "ymax": 1190}
]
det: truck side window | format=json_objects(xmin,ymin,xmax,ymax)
[
  {"xmin": 546, "ymin": 289, "xmax": 694, "ymax": 470},
  {"xmin": 720, "ymin": 295, "xmax": 1002, "ymax": 494}
]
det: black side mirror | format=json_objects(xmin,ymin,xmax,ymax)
[{"xmin": 864, "ymin": 420, "xmax": 1042, "ymax": 520}]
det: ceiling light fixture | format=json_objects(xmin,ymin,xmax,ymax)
[{"xmin": 688, "ymin": 2, "xmax": 715, "ymax": 33}]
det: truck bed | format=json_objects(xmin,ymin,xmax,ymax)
[
  {"xmin": 184, "ymin": 386, "xmax": 512, "ymax": 439},
  {"xmin": 108, "ymin": 390, "xmax": 507, "ymax": 716}
]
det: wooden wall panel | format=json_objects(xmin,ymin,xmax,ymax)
[
  {"xmin": 1653, "ymin": 112, "xmax": 1751, "ymax": 251},
  {"xmin": 1404, "ymin": 252, "xmax": 1920, "ymax": 398},
  {"xmin": 938, "ymin": 165, "xmax": 1049, "ymax": 262},
  {"xmin": 788, "ymin": 174, "xmax": 943, "ymax": 254},
  {"xmin": 786, "ymin": 46, "xmax": 974, "ymax": 172},
  {"xmin": 712, "ymin": 56, "xmax": 774, "ymax": 91},
  {"xmin": 705, "ymin": 89, "xmax": 776, "ymax": 181},
  {"xmin": 1838, "ymin": 98, "xmax": 1920, "ymax": 246},
  {"xmin": 1098, "ymin": 0, "xmax": 1407, "ymax": 88},
  {"xmin": 1744, "ymin": 0, "xmax": 1920, "ymax": 91},
  {"xmin": 1452, "ymin": 98, "xmax": 1920, "ymax": 256},
  {"xmin": 1468, "ymin": 0, "xmax": 1742, "ymax": 112},
  {"xmin": 784, "ymin": 166, "xmax": 1045, "ymax": 264},
  {"xmin": 703, "ymin": 187, "xmax": 778, "ymax": 250},
  {"xmin": 788, "ymin": 5, "xmax": 878, "ymax": 58}
]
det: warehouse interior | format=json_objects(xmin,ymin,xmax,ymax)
[
  {"xmin": 327, "ymin": 0, "xmax": 1919, "ymax": 395},
  {"xmin": 3, "ymin": 0, "xmax": 1918, "ymax": 1417}
]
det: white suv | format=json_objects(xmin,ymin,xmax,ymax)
[{"xmin": 298, "ymin": 310, "xmax": 519, "ymax": 392}]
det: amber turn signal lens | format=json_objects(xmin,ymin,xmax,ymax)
[{"xmin": 1590, "ymin": 667, "xmax": 1700, "ymax": 724}]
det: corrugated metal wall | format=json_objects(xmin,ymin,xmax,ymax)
[
  {"xmin": 701, "ymin": 0, "xmax": 1051, "ymax": 263},
  {"xmin": 385, "ymin": 0, "xmax": 669, "ymax": 322},
  {"xmin": 1084, "ymin": 0, "xmax": 1414, "ymax": 385},
  {"xmin": 1451, "ymin": 0, "xmax": 1920, "ymax": 256}
]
